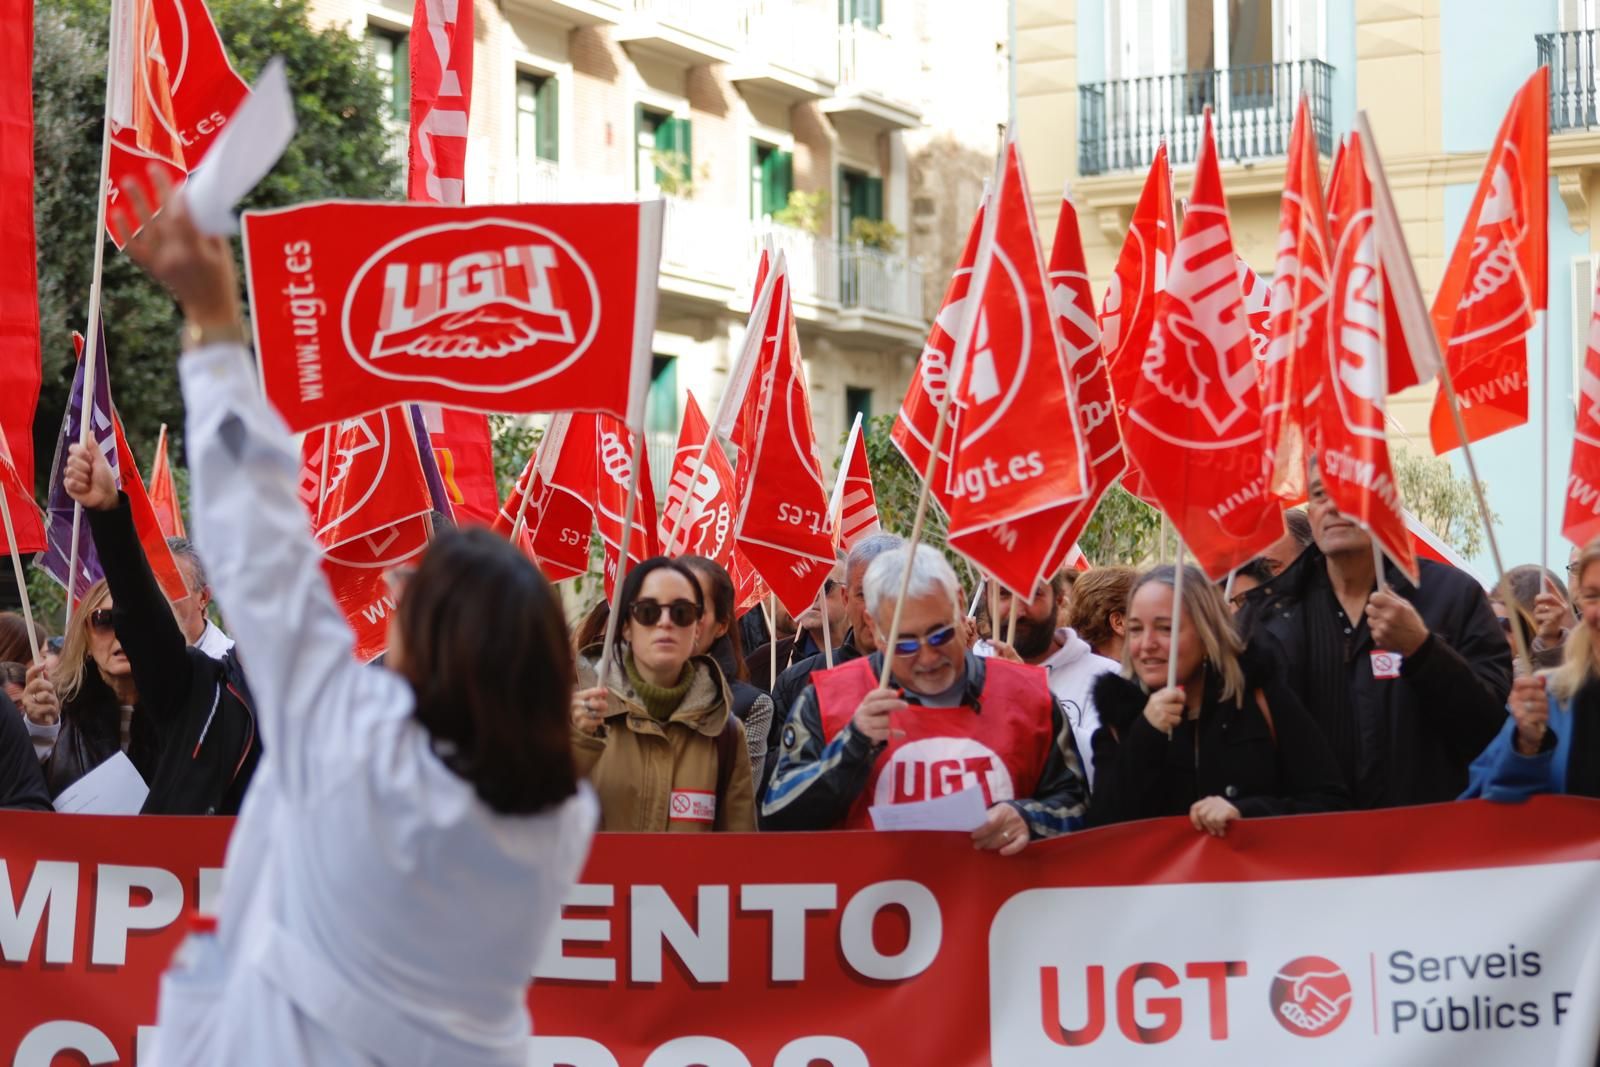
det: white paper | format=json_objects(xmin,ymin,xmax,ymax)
[
  {"xmin": 868, "ymin": 786, "xmax": 989, "ymax": 832},
  {"xmin": 53, "ymin": 751, "xmax": 149, "ymax": 815},
  {"xmin": 185, "ymin": 56, "xmax": 297, "ymax": 236}
]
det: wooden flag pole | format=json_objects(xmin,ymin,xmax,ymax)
[
  {"xmin": 0, "ymin": 490, "xmax": 42, "ymax": 664},
  {"xmin": 1437, "ymin": 357, "xmax": 1532, "ymax": 669},
  {"xmin": 1167, "ymin": 541, "xmax": 1186, "ymax": 693},
  {"xmin": 510, "ymin": 510, "xmax": 528, "ymax": 557},
  {"xmin": 1222, "ymin": 568, "xmax": 1237, "ymax": 604},
  {"xmin": 1372, "ymin": 541, "xmax": 1390, "ymax": 595},
  {"xmin": 966, "ymin": 581, "xmax": 984, "ymax": 618},
  {"xmin": 1005, "ymin": 595, "xmax": 1020, "ymax": 648},
  {"xmin": 985, "ymin": 576, "xmax": 999, "ymax": 636},
  {"xmin": 1540, "ymin": 309, "xmax": 1550, "ymax": 578},
  {"xmin": 596, "ymin": 429, "xmax": 648, "ymax": 684},
  {"xmin": 64, "ymin": 0, "xmax": 125, "ymax": 637}
]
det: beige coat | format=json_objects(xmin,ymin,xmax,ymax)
[{"xmin": 574, "ymin": 652, "xmax": 757, "ymax": 832}]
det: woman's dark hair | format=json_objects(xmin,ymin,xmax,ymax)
[
  {"xmin": 1235, "ymin": 557, "xmax": 1276, "ymax": 587},
  {"xmin": 572, "ymin": 599, "xmax": 610, "ymax": 654},
  {"xmin": 397, "ymin": 528, "xmax": 577, "ymax": 816},
  {"xmin": 679, "ymin": 555, "xmax": 748, "ymax": 680},
  {"xmin": 0, "ymin": 612, "xmax": 45, "ymax": 666},
  {"xmin": 613, "ymin": 556, "xmax": 705, "ymax": 649}
]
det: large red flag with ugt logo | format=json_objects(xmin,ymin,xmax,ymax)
[
  {"xmin": 243, "ymin": 200, "xmax": 664, "ymax": 431},
  {"xmin": 1123, "ymin": 111, "xmax": 1282, "ymax": 580},
  {"xmin": 105, "ymin": 0, "xmax": 249, "ymax": 246}
]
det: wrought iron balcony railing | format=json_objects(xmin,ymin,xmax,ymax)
[
  {"xmin": 1078, "ymin": 58, "xmax": 1334, "ymax": 176},
  {"xmin": 1539, "ymin": 30, "xmax": 1600, "ymax": 131}
]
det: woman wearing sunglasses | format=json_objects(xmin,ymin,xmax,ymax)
[
  {"xmin": 572, "ymin": 556, "xmax": 757, "ymax": 832},
  {"xmin": 24, "ymin": 580, "xmax": 156, "ymax": 799},
  {"xmin": 1087, "ymin": 565, "xmax": 1349, "ymax": 836}
]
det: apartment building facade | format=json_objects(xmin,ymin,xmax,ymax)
[
  {"xmin": 1019, "ymin": 0, "xmax": 1599, "ymax": 572},
  {"xmin": 307, "ymin": 0, "xmax": 1006, "ymax": 491}
]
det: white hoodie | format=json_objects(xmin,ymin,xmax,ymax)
[{"xmin": 975, "ymin": 628, "xmax": 1120, "ymax": 789}]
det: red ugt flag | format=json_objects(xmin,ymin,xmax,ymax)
[
  {"xmin": 1428, "ymin": 68, "xmax": 1549, "ymax": 453},
  {"xmin": 244, "ymin": 200, "xmax": 663, "ymax": 432},
  {"xmin": 892, "ymin": 195, "xmax": 984, "ymax": 517},
  {"xmin": 533, "ymin": 412, "xmax": 598, "ymax": 585},
  {"xmin": 1101, "ymin": 143, "xmax": 1175, "ymax": 508},
  {"xmin": 1564, "ymin": 270, "xmax": 1600, "ymax": 547},
  {"xmin": 593, "ymin": 414, "xmax": 660, "ymax": 600},
  {"xmin": 662, "ymin": 391, "xmax": 738, "ymax": 565},
  {"xmin": 1321, "ymin": 130, "xmax": 1418, "ymax": 581},
  {"xmin": 828, "ymin": 412, "xmax": 882, "ymax": 551},
  {"xmin": 942, "ymin": 139, "xmax": 1089, "ymax": 597},
  {"xmin": 731, "ymin": 255, "xmax": 837, "ymax": 617},
  {"xmin": 1042, "ymin": 191, "xmax": 1126, "ymax": 557},
  {"xmin": 1262, "ymin": 97, "xmax": 1332, "ymax": 504},
  {"xmin": 106, "ymin": 0, "xmax": 248, "ymax": 246},
  {"xmin": 408, "ymin": 0, "xmax": 473, "ymax": 205},
  {"xmin": 1123, "ymin": 111, "xmax": 1282, "ymax": 580}
]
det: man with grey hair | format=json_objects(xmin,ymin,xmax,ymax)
[
  {"xmin": 761, "ymin": 544, "xmax": 1089, "ymax": 851},
  {"xmin": 167, "ymin": 536, "xmax": 234, "ymax": 659},
  {"xmin": 760, "ymin": 533, "xmax": 904, "ymax": 798}
]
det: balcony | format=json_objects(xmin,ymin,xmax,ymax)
[
  {"xmin": 731, "ymin": 0, "xmax": 839, "ymax": 102},
  {"xmin": 615, "ymin": 0, "xmax": 742, "ymax": 66},
  {"xmin": 823, "ymin": 21, "xmax": 923, "ymax": 131},
  {"xmin": 501, "ymin": 0, "xmax": 623, "ymax": 26},
  {"xmin": 1541, "ymin": 30, "xmax": 1600, "ymax": 131},
  {"xmin": 1077, "ymin": 58, "xmax": 1334, "ymax": 176}
]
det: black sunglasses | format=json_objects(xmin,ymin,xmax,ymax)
[
  {"xmin": 88, "ymin": 608, "xmax": 115, "ymax": 633},
  {"xmin": 629, "ymin": 598, "xmax": 702, "ymax": 628},
  {"xmin": 891, "ymin": 623, "xmax": 959, "ymax": 658}
]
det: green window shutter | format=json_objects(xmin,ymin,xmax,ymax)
[
  {"xmin": 772, "ymin": 150, "xmax": 793, "ymax": 216},
  {"xmin": 647, "ymin": 356, "xmax": 678, "ymax": 435},
  {"xmin": 676, "ymin": 117, "xmax": 693, "ymax": 170},
  {"xmin": 536, "ymin": 77, "xmax": 559, "ymax": 162},
  {"xmin": 393, "ymin": 33, "xmax": 411, "ymax": 123},
  {"xmin": 865, "ymin": 175, "xmax": 883, "ymax": 221}
]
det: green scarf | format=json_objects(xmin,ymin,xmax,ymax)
[{"xmin": 625, "ymin": 654, "xmax": 693, "ymax": 722}]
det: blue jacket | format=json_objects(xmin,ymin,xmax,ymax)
[{"xmin": 1461, "ymin": 691, "xmax": 1575, "ymax": 800}]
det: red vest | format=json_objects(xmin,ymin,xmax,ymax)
[{"xmin": 814, "ymin": 655, "xmax": 1056, "ymax": 830}]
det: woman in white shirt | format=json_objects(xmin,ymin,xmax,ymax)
[{"xmin": 127, "ymin": 184, "xmax": 597, "ymax": 1065}]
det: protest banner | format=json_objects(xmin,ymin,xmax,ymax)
[
  {"xmin": 4, "ymin": 799, "xmax": 1600, "ymax": 1066},
  {"xmin": 242, "ymin": 200, "xmax": 664, "ymax": 431}
]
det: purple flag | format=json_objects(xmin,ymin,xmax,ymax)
[
  {"xmin": 39, "ymin": 326, "xmax": 121, "ymax": 600},
  {"xmin": 409, "ymin": 403, "xmax": 455, "ymax": 523}
]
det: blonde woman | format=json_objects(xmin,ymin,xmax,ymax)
[
  {"xmin": 1087, "ymin": 564, "xmax": 1349, "ymax": 835},
  {"xmin": 1464, "ymin": 541, "xmax": 1600, "ymax": 799}
]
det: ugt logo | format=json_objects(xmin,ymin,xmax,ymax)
[
  {"xmin": 1269, "ymin": 956, "xmax": 1353, "ymax": 1037},
  {"xmin": 341, "ymin": 219, "xmax": 600, "ymax": 392}
]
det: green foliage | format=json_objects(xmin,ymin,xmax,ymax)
[
  {"xmin": 1079, "ymin": 485, "xmax": 1163, "ymax": 566},
  {"xmin": 849, "ymin": 216, "xmax": 901, "ymax": 253},
  {"xmin": 1393, "ymin": 446, "xmax": 1492, "ymax": 558},
  {"xmin": 650, "ymin": 149, "xmax": 694, "ymax": 198},
  {"xmin": 489, "ymin": 415, "xmax": 542, "ymax": 503},
  {"xmin": 773, "ymin": 190, "xmax": 829, "ymax": 235},
  {"xmin": 31, "ymin": 0, "xmax": 402, "ymax": 497}
]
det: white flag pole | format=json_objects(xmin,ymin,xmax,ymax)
[
  {"xmin": 0, "ymin": 491, "xmax": 42, "ymax": 664},
  {"xmin": 596, "ymin": 428, "xmax": 647, "ymax": 685},
  {"xmin": 1167, "ymin": 541, "xmax": 1186, "ymax": 694},
  {"xmin": 819, "ymin": 582, "xmax": 834, "ymax": 670}
]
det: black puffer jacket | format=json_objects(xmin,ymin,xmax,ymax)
[
  {"xmin": 1239, "ymin": 548, "xmax": 1510, "ymax": 809},
  {"xmin": 1086, "ymin": 642, "xmax": 1349, "ymax": 827},
  {"xmin": 66, "ymin": 495, "xmax": 261, "ymax": 815}
]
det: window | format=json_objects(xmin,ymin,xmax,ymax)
[
  {"xmin": 839, "ymin": 166, "xmax": 883, "ymax": 239},
  {"xmin": 516, "ymin": 72, "xmax": 559, "ymax": 166},
  {"xmin": 647, "ymin": 356, "xmax": 679, "ymax": 437},
  {"xmin": 839, "ymin": 0, "xmax": 882, "ymax": 27},
  {"xmin": 846, "ymin": 387, "xmax": 873, "ymax": 424},
  {"xmin": 637, "ymin": 107, "xmax": 693, "ymax": 195},
  {"xmin": 751, "ymin": 142, "xmax": 794, "ymax": 220},
  {"xmin": 365, "ymin": 25, "xmax": 410, "ymax": 125}
]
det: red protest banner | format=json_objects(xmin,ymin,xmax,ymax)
[
  {"xmin": 242, "ymin": 201, "xmax": 663, "ymax": 431},
  {"xmin": 105, "ymin": 0, "xmax": 249, "ymax": 246},
  {"xmin": 5, "ymin": 800, "xmax": 1600, "ymax": 1065}
]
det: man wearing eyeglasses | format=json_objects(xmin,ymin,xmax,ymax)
[{"xmin": 760, "ymin": 545, "xmax": 1089, "ymax": 853}]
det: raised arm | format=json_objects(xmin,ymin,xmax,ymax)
[{"xmin": 126, "ymin": 186, "xmax": 393, "ymax": 796}]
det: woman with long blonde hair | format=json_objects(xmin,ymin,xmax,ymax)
[
  {"xmin": 1087, "ymin": 564, "xmax": 1349, "ymax": 835},
  {"xmin": 1464, "ymin": 540, "xmax": 1600, "ymax": 799},
  {"xmin": 22, "ymin": 580, "xmax": 153, "ymax": 797}
]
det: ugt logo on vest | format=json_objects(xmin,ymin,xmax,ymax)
[
  {"xmin": 874, "ymin": 738, "xmax": 1015, "ymax": 808},
  {"xmin": 342, "ymin": 219, "xmax": 599, "ymax": 390}
]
